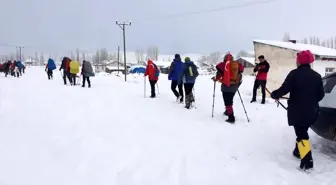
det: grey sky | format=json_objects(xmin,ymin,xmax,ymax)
[{"xmin": 0, "ymin": 0, "xmax": 335, "ymax": 56}]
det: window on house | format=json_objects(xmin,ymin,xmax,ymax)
[{"xmin": 325, "ymin": 67, "xmax": 335, "ymax": 76}]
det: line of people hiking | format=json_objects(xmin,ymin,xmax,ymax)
[
  {"xmin": 145, "ymin": 51, "xmax": 325, "ymax": 171},
  {"xmin": 45, "ymin": 57, "xmax": 95, "ymax": 87},
  {"xmin": 0, "ymin": 60, "xmax": 25, "ymax": 78}
]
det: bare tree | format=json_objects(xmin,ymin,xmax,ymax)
[
  {"xmin": 330, "ymin": 37, "xmax": 334, "ymax": 49},
  {"xmin": 82, "ymin": 52, "xmax": 86, "ymax": 61},
  {"xmin": 99, "ymin": 48, "xmax": 109, "ymax": 61},
  {"xmin": 303, "ymin": 38, "xmax": 308, "ymax": 44},
  {"xmin": 236, "ymin": 50, "xmax": 249, "ymax": 57},
  {"xmin": 207, "ymin": 52, "xmax": 221, "ymax": 64},
  {"xmin": 76, "ymin": 48, "xmax": 80, "ymax": 61},
  {"xmin": 282, "ymin": 32, "xmax": 290, "ymax": 42},
  {"xmin": 309, "ymin": 37, "xmax": 313, "ymax": 45},
  {"xmin": 321, "ymin": 41, "xmax": 326, "ymax": 47}
]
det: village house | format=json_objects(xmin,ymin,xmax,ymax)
[
  {"xmin": 253, "ymin": 39, "xmax": 336, "ymax": 92},
  {"xmin": 235, "ymin": 56, "xmax": 255, "ymax": 75}
]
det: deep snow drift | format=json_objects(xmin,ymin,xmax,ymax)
[{"xmin": 0, "ymin": 67, "xmax": 336, "ymax": 185}]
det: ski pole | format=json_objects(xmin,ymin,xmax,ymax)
[
  {"xmin": 265, "ymin": 88, "xmax": 288, "ymax": 110},
  {"xmin": 144, "ymin": 76, "xmax": 146, "ymax": 98},
  {"xmin": 237, "ymin": 89, "xmax": 250, "ymax": 122},
  {"xmin": 211, "ymin": 81, "xmax": 216, "ymax": 118}
]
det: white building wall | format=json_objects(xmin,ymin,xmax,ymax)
[{"xmin": 312, "ymin": 60, "xmax": 336, "ymax": 77}]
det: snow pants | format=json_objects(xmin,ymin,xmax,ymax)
[
  {"xmin": 252, "ymin": 79, "xmax": 266, "ymax": 101},
  {"xmin": 184, "ymin": 83, "xmax": 195, "ymax": 107},
  {"xmin": 293, "ymin": 125, "xmax": 313, "ymax": 170},
  {"xmin": 63, "ymin": 70, "xmax": 72, "ymax": 85},
  {"xmin": 222, "ymin": 91, "xmax": 236, "ymax": 115},
  {"xmin": 47, "ymin": 69, "xmax": 53, "ymax": 80},
  {"xmin": 171, "ymin": 80, "xmax": 184, "ymax": 101},
  {"xmin": 82, "ymin": 76, "xmax": 91, "ymax": 87},
  {"xmin": 149, "ymin": 80, "xmax": 157, "ymax": 97}
]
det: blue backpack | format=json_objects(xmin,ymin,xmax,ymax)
[
  {"xmin": 48, "ymin": 59, "xmax": 56, "ymax": 70},
  {"xmin": 153, "ymin": 63, "xmax": 160, "ymax": 77}
]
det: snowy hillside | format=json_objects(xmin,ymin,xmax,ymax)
[{"xmin": 1, "ymin": 67, "xmax": 336, "ymax": 185}]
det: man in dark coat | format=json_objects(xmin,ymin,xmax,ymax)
[
  {"xmin": 251, "ymin": 55, "xmax": 270, "ymax": 104},
  {"xmin": 270, "ymin": 50, "xmax": 325, "ymax": 171}
]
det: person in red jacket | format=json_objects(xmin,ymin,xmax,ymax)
[
  {"xmin": 251, "ymin": 55, "xmax": 270, "ymax": 104},
  {"xmin": 144, "ymin": 59, "xmax": 159, "ymax": 98}
]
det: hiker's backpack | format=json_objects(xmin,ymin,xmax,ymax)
[
  {"xmin": 69, "ymin": 61, "xmax": 80, "ymax": 74},
  {"xmin": 186, "ymin": 64, "xmax": 199, "ymax": 79},
  {"xmin": 230, "ymin": 61, "xmax": 241, "ymax": 84},
  {"xmin": 48, "ymin": 59, "xmax": 56, "ymax": 70},
  {"xmin": 153, "ymin": 63, "xmax": 160, "ymax": 77},
  {"xmin": 83, "ymin": 61, "xmax": 95, "ymax": 77}
]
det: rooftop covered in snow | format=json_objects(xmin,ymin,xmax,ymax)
[{"xmin": 253, "ymin": 39, "xmax": 336, "ymax": 58}]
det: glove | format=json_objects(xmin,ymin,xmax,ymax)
[{"xmin": 270, "ymin": 91, "xmax": 278, "ymax": 100}]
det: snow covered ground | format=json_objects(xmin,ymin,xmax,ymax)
[{"xmin": 1, "ymin": 67, "xmax": 336, "ymax": 185}]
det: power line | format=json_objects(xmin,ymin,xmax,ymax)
[{"xmin": 137, "ymin": 0, "xmax": 277, "ymax": 21}]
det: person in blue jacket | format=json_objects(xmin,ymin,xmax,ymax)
[
  {"xmin": 168, "ymin": 54, "xmax": 184, "ymax": 103},
  {"xmin": 182, "ymin": 57, "xmax": 199, "ymax": 109},
  {"xmin": 17, "ymin": 60, "xmax": 23, "ymax": 76}
]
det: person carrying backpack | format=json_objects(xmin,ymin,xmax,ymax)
[
  {"xmin": 81, "ymin": 60, "xmax": 95, "ymax": 88},
  {"xmin": 144, "ymin": 59, "xmax": 159, "ymax": 98},
  {"xmin": 69, "ymin": 60, "xmax": 80, "ymax": 85},
  {"xmin": 45, "ymin": 58, "xmax": 56, "ymax": 80},
  {"xmin": 212, "ymin": 53, "xmax": 244, "ymax": 123},
  {"xmin": 182, "ymin": 57, "xmax": 199, "ymax": 109},
  {"xmin": 168, "ymin": 54, "xmax": 184, "ymax": 103},
  {"xmin": 59, "ymin": 57, "xmax": 72, "ymax": 85}
]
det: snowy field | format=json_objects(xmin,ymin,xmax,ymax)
[{"xmin": 1, "ymin": 67, "xmax": 336, "ymax": 185}]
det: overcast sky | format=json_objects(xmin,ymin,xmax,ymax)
[{"xmin": 0, "ymin": 0, "xmax": 335, "ymax": 56}]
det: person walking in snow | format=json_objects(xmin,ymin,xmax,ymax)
[
  {"xmin": 81, "ymin": 60, "xmax": 95, "ymax": 88},
  {"xmin": 144, "ymin": 59, "xmax": 159, "ymax": 98},
  {"xmin": 182, "ymin": 57, "xmax": 199, "ymax": 109},
  {"xmin": 212, "ymin": 53, "xmax": 244, "ymax": 123},
  {"xmin": 168, "ymin": 54, "xmax": 184, "ymax": 103},
  {"xmin": 4, "ymin": 61, "xmax": 11, "ymax": 77},
  {"xmin": 251, "ymin": 55, "xmax": 270, "ymax": 104},
  {"xmin": 270, "ymin": 50, "xmax": 324, "ymax": 171},
  {"xmin": 69, "ymin": 60, "xmax": 80, "ymax": 85},
  {"xmin": 45, "ymin": 58, "xmax": 56, "ymax": 80},
  {"xmin": 59, "ymin": 57, "xmax": 72, "ymax": 85}
]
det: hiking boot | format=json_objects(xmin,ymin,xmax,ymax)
[
  {"xmin": 261, "ymin": 100, "xmax": 265, "ymax": 104},
  {"xmin": 226, "ymin": 114, "xmax": 235, "ymax": 123},
  {"xmin": 297, "ymin": 140, "xmax": 314, "ymax": 170},
  {"xmin": 250, "ymin": 99, "xmax": 256, "ymax": 103},
  {"xmin": 223, "ymin": 111, "xmax": 228, "ymax": 116}
]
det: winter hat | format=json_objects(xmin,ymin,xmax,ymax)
[
  {"xmin": 185, "ymin": 57, "xmax": 190, "ymax": 62},
  {"xmin": 297, "ymin": 50, "xmax": 314, "ymax": 65},
  {"xmin": 224, "ymin": 52, "xmax": 233, "ymax": 61},
  {"xmin": 174, "ymin": 54, "xmax": 181, "ymax": 59}
]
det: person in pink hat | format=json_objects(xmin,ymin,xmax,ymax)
[{"xmin": 270, "ymin": 50, "xmax": 325, "ymax": 171}]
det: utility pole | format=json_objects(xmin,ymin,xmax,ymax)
[
  {"xmin": 15, "ymin": 46, "xmax": 24, "ymax": 61},
  {"xmin": 116, "ymin": 20, "xmax": 131, "ymax": 82},
  {"xmin": 117, "ymin": 46, "xmax": 120, "ymax": 75}
]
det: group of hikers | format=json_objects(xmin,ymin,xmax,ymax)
[
  {"xmin": 44, "ymin": 57, "xmax": 95, "ymax": 87},
  {"xmin": 144, "ymin": 54, "xmax": 199, "ymax": 109},
  {"xmin": 144, "ymin": 51, "xmax": 325, "ymax": 171},
  {"xmin": 0, "ymin": 60, "xmax": 26, "ymax": 77}
]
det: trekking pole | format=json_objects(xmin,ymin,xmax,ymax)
[
  {"xmin": 144, "ymin": 76, "xmax": 146, "ymax": 98},
  {"xmin": 211, "ymin": 81, "xmax": 216, "ymax": 118},
  {"xmin": 237, "ymin": 90, "xmax": 250, "ymax": 122},
  {"xmin": 156, "ymin": 83, "xmax": 160, "ymax": 95},
  {"xmin": 265, "ymin": 88, "xmax": 288, "ymax": 110}
]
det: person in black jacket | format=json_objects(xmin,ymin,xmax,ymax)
[
  {"xmin": 270, "ymin": 50, "xmax": 325, "ymax": 171},
  {"xmin": 251, "ymin": 55, "xmax": 270, "ymax": 104}
]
